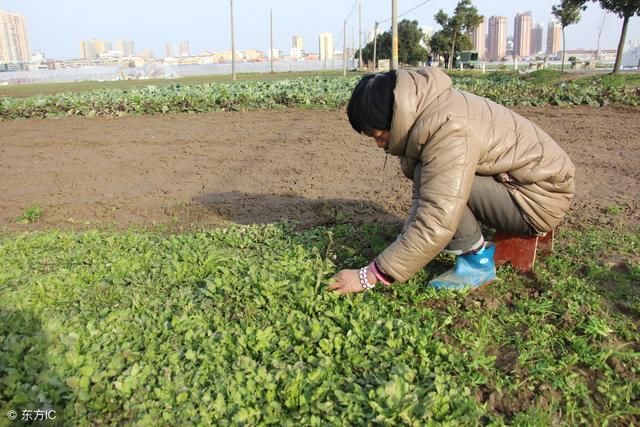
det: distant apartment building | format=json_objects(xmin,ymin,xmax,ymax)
[
  {"xmin": 80, "ymin": 39, "xmax": 112, "ymax": 59},
  {"xmin": 290, "ymin": 47, "xmax": 305, "ymax": 59},
  {"xmin": 221, "ymin": 50, "xmax": 242, "ymax": 62},
  {"xmin": 165, "ymin": 41, "xmax": 189, "ymax": 58},
  {"xmin": 547, "ymin": 21, "xmax": 562, "ymax": 56},
  {"xmin": 418, "ymin": 26, "xmax": 434, "ymax": 50},
  {"xmin": 115, "ymin": 40, "xmax": 135, "ymax": 56},
  {"xmin": 267, "ymin": 48, "xmax": 281, "ymax": 60},
  {"xmin": 531, "ymin": 23, "xmax": 543, "ymax": 55},
  {"xmin": 421, "ymin": 26, "xmax": 434, "ymax": 38},
  {"xmin": 139, "ymin": 49, "xmax": 154, "ymax": 60},
  {"xmin": 487, "ymin": 16, "xmax": 507, "ymax": 60},
  {"xmin": 471, "ymin": 20, "xmax": 486, "ymax": 59},
  {"xmin": 514, "ymin": 11, "xmax": 533, "ymax": 58},
  {"xmin": 292, "ymin": 35, "xmax": 303, "ymax": 49},
  {"xmin": 0, "ymin": 10, "xmax": 31, "ymax": 63},
  {"xmin": 318, "ymin": 32, "xmax": 333, "ymax": 61},
  {"xmin": 243, "ymin": 49, "xmax": 263, "ymax": 61}
]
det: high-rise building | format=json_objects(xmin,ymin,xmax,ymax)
[
  {"xmin": 547, "ymin": 21, "xmax": 562, "ymax": 56},
  {"xmin": 80, "ymin": 39, "xmax": 111, "ymax": 59},
  {"xmin": 319, "ymin": 32, "xmax": 333, "ymax": 61},
  {"xmin": 115, "ymin": 40, "xmax": 135, "ymax": 56},
  {"xmin": 0, "ymin": 10, "xmax": 31, "ymax": 63},
  {"xmin": 487, "ymin": 16, "xmax": 507, "ymax": 60},
  {"xmin": 179, "ymin": 41, "xmax": 189, "ymax": 57},
  {"xmin": 471, "ymin": 20, "xmax": 486, "ymax": 59},
  {"xmin": 292, "ymin": 35, "xmax": 303, "ymax": 49},
  {"xmin": 514, "ymin": 11, "xmax": 533, "ymax": 58},
  {"xmin": 531, "ymin": 24, "xmax": 543, "ymax": 55},
  {"xmin": 165, "ymin": 41, "xmax": 189, "ymax": 58}
]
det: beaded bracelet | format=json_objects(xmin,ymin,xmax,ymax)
[{"xmin": 358, "ymin": 266, "xmax": 375, "ymax": 291}]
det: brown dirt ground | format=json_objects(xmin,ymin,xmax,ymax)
[{"xmin": 1, "ymin": 105, "xmax": 639, "ymax": 232}]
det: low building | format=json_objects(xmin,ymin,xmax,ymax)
[
  {"xmin": 268, "ymin": 48, "xmax": 281, "ymax": 60},
  {"xmin": 221, "ymin": 50, "xmax": 242, "ymax": 62},
  {"xmin": 564, "ymin": 48, "xmax": 617, "ymax": 62},
  {"xmin": 60, "ymin": 55, "xmax": 154, "ymax": 68},
  {"xmin": 243, "ymin": 49, "xmax": 264, "ymax": 62},
  {"xmin": 622, "ymin": 40, "xmax": 640, "ymax": 68},
  {"xmin": 290, "ymin": 47, "xmax": 305, "ymax": 60}
]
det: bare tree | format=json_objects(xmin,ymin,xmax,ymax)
[
  {"xmin": 595, "ymin": 12, "xmax": 608, "ymax": 62},
  {"xmin": 552, "ymin": 0, "xmax": 585, "ymax": 72}
]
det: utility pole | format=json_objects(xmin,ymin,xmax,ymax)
[
  {"xmin": 373, "ymin": 21, "xmax": 378, "ymax": 72},
  {"xmin": 230, "ymin": 0, "xmax": 236, "ymax": 80},
  {"xmin": 358, "ymin": 1, "xmax": 363, "ymax": 71},
  {"xmin": 351, "ymin": 25, "xmax": 355, "ymax": 69},
  {"xmin": 343, "ymin": 20, "xmax": 347, "ymax": 76},
  {"xmin": 391, "ymin": 0, "xmax": 398, "ymax": 70},
  {"xmin": 270, "ymin": 9, "xmax": 274, "ymax": 73}
]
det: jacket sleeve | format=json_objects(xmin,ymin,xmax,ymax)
[
  {"xmin": 376, "ymin": 118, "xmax": 482, "ymax": 282},
  {"xmin": 401, "ymin": 167, "xmax": 421, "ymax": 234}
]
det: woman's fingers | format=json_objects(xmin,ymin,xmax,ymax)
[
  {"xmin": 328, "ymin": 281, "xmax": 342, "ymax": 291},
  {"xmin": 328, "ymin": 270, "xmax": 363, "ymax": 295},
  {"xmin": 327, "ymin": 274, "xmax": 342, "ymax": 291}
]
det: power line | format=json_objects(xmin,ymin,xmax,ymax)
[
  {"xmin": 378, "ymin": 0, "xmax": 436, "ymax": 24},
  {"xmin": 345, "ymin": 0, "xmax": 359, "ymax": 23},
  {"xmin": 334, "ymin": 0, "xmax": 360, "ymax": 59}
]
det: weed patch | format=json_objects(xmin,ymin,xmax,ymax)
[{"xmin": 15, "ymin": 205, "xmax": 43, "ymax": 224}]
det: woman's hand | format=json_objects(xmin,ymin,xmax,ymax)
[{"xmin": 328, "ymin": 269, "xmax": 365, "ymax": 295}]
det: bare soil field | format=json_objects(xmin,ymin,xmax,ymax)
[{"xmin": 1, "ymin": 105, "xmax": 639, "ymax": 232}]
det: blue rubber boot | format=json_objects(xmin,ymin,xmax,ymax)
[{"xmin": 429, "ymin": 244, "xmax": 496, "ymax": 290}]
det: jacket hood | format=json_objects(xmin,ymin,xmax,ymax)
[{"xmin": 387, "ymin": 68, "xmax": 453, "ymax": 156}]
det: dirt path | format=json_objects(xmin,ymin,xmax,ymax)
[{"xmin": 1, "ymin": 106, "xmax": 639, "ymax": 232}]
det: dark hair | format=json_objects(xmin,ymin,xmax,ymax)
[{"xmin": 347, "ymin": 71, "xmax": 396, "ymax": 134}]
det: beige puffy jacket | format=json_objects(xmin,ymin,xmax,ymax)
[{"xmin": 376, "ymin": 68, "xmax": 575, "ymax": 282}]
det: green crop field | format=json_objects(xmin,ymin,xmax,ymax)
[
  {"xmin": 1, "ymin": 70, "xmax": 639, "ymax": 120},
  {"xmin": 1, "ymin": 224, "xmax": 638, "ymax": 425},
  {"xmin": 0, "ymin": 70, "xmax": 354, "ymax": 99}
]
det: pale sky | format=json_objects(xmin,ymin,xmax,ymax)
[{"xmin": 2, "ymin": 0, "xmax": 638, "ymax": 59}]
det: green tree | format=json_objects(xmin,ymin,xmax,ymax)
[
  {"xmin": 429, "ymin": 30, "xmax": 473, "ymax": 68},
  {"xmin": 360, "ymin": 31, "xmax": 391, "ymax": 65},
  {"xmin": 573, "ymin": 0, "xmax": 640, "ymax": 73},
  {"xmin": 398, "ymin": 20, "xmax": 429, "ymax": 64},
  {"xmin": 358, "ymin": 19, "xmax": 428, "ymax": 67},
  {"xmin": 434, "ymin": 0, "xmax": 483, "ymax": 69},
  {"xmin": 429, "ymin": 31, "xmax": 452, "ymax": 67},
  {"xmin": 552, "ymin": 0, "xmax": 586, "ymax": 72}
]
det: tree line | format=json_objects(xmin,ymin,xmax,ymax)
[{"xmin": 356, "ymin": 0, "xmax": 639, "ymax": 73}]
